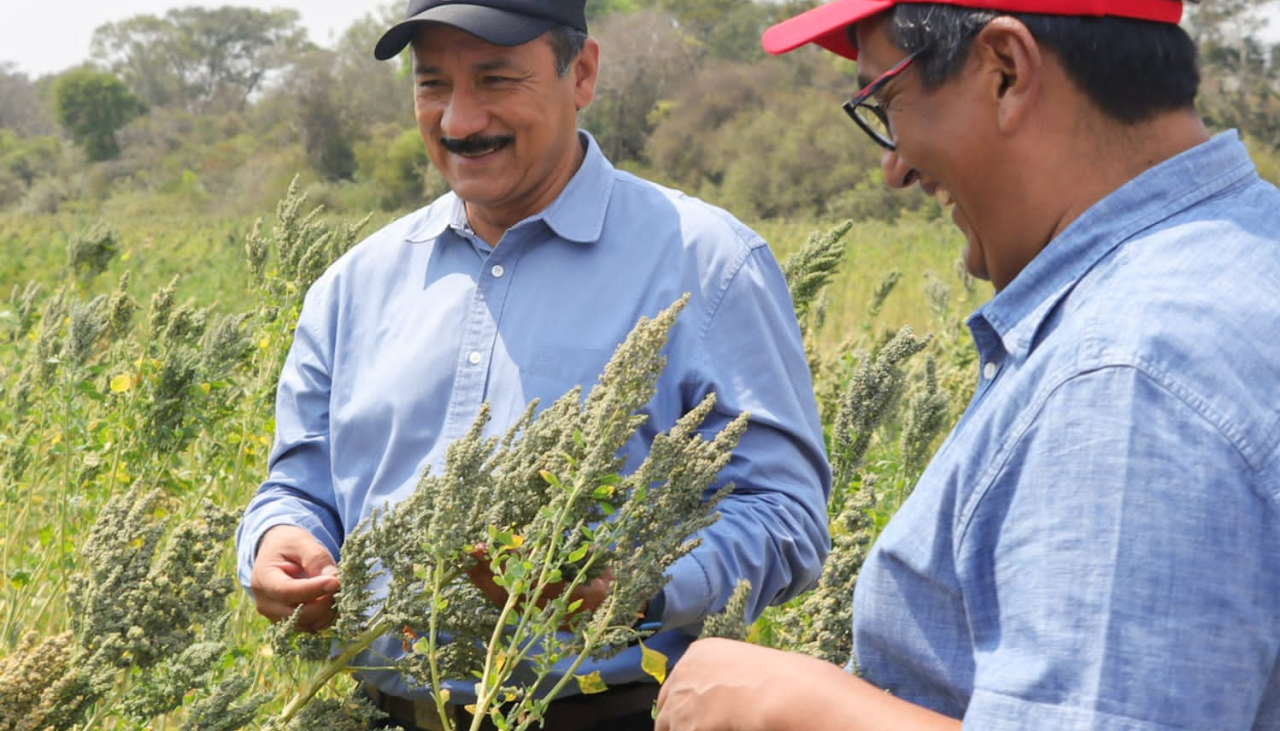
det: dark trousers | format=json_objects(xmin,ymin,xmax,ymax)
[{"xmin": 366, "ymin": 683, "xmax": 657, "ymax": 731}]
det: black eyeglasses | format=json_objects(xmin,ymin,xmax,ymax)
[{"xmin": 842, "ymin": 48, "xmax": 925, "ymax": 151}]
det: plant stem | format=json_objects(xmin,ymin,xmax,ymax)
[{"xmin": 275, "ymin": 612, "xmax": 390, "ymax": 724}]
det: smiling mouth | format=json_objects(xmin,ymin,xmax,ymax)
[{"xmin": 440, "ymin": 135, "xmax": 514, "ymax": 159}]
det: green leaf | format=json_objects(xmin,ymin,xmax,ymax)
[
  {"xmin": 639, "ymin": 642, "xmax": 669, "ymax": 684},
  {"xmin": 8, "ymin": 571, "xmax": 29, "ymax": 590},
  {"xmin": 567, "ymin": 545, "xmax": 588, "ymax": 563},
  {"xmin": 539, "ymin": 469, "xmax": 563, "ymax": 489},
  {"xmin": 575, "ymin": 671, "xmax": 608, "ymax": 695},
  {"xmin": 75, "ymin": 379, "xmax": 105, "ymax": 402}
]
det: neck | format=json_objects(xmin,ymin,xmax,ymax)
[
  {"xmin": 464, "ymin": 133, "xmax": 588, "ymax": 247},
  {"xmin": 988, "ymin": 105, "xmax": 1209, "ymax": 288},
  {"xmin": 1048, "ymin": 106, "xmax": 1209, "ymax": 237}
]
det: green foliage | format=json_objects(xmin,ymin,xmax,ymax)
[
  {"xmin": 354, "ymin": 127, "xmax": 446, "ymax": 211},
  {"xmin": 0, "ymin": 63, "xmax": 56, "ymax": 137},
  {"xmin": 7, "ymin": 1, "xmax": 1276, "ymax": 220},
  {"xmin": 0, "ymin": 131, "xmax": 65, "ymax": 210},
  {"xmin": 1188, "ymin": 0, "xmax": 1280, "ymax": 149},
  {"xmin": 90, "ymin": 6, "xmax": 308, "ymax": 113},
  {"xmin": 0, "ymin": 181, "xmax": 983, "ymax": 728},
  {"xmin": 0, "ymin": 185, "xmax": 370, "ymax": 728},
  {"xmin": 51, "ymin": 69, "xmax": 145, "ymax": 162},
  {"xmin": 582, "ymin": 10, "xmax": 700, "ymax": 165}
]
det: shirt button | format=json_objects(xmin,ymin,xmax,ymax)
[
  {"xmin": 983, "ymin": 361, "xmax": 999, "ymax": 380},
  {"xmin": 468, "ymin": 351, "xmax": 482, "ymax": 366},
  {"xmin": 491, "ymin": 265, "xmax": 505, "ymax": 278}
]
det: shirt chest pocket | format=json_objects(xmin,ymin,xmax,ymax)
[{"xmin": 516, "ymin": 344, "xmax": 611, "ymax": 405}]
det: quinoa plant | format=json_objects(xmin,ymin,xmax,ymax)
[
  {"xmin": 0, "ymin": 185, "xmax": 370, "ymax": 729},
  {"xmin": 267, "ymin": 295, "xmax": 748, "ymax": 731},
  {"xmin": 0, "ymin": 486, "xmax": 266, "ymax": 731},
  {"xmin": 758, "ymin": 222, "xmax": 966, "ymax": 669}
]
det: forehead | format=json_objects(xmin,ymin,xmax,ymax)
[{"xmin": 852, "ymin": 15, "xmax": 897, "ymax": 82}]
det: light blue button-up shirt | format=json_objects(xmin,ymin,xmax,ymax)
[
  {"xmin": 854, "ymin": 132, "xmax": 1280, "ymax": 729},
  {"xmin": 236, "ymin": 132, "xmax": 831, "ymax": 700}
]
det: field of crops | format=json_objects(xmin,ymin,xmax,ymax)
[{"xmin": 0, "ymin": 187, "xmax": 986, "ymax": 728}]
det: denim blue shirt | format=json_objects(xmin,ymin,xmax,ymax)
[
  {"xmin": 854, "ymin": 132, "xmax": 1280, "ymax": 729},
  {"xmin": 235, "ymin": 132, "xmax": 831, "ymax": 701}
]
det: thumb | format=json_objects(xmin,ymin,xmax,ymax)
[{"xmin": 301, "ymin": 548, "xmax": 339, "ymax": 587}]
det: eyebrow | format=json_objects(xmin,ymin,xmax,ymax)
[{"xmin": 414, "ymin": 58, "xmax": 515, "ymax": 75}]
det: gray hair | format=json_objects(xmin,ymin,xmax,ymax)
[
  {"xmin": 548, "ymin": 24, "xmax": 589, "ymax": 77},
  {"xmin": 863, "ymin": 4, "xmax": 1199, "ymax": 123}
]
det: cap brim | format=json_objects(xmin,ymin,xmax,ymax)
[
  {"xmin": 375, "ymin": 4, "xmax": 556, "ymax": 60},
  {"xmin": 762, "ymin": 0, "xmax": 895, "ymax": 60}
]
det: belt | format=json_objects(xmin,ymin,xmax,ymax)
[{"xmin": 365, "ymin": 682, "xmax": 658, "ymax": 731}]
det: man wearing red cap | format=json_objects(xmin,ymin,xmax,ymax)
[
  {"xmin": 235, "ymin": 2, "xmax": 831, "ymax": 730},
  {"xmin": 656, "ymin": 1, "xmax": 1280, "ymax": 729}
]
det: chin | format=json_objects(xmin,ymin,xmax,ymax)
[{"xmin": 960, "ymin": 240, "xmax": 991, "ymax": 283}]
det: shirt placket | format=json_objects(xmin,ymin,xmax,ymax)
[{"xmin": 440, "ymin": 231, "xmax": 522, "ymax": 443}]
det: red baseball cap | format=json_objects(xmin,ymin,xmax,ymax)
[{"xmin": 762, "ymin": 0, "xmax": 1184, "ymax": 60}]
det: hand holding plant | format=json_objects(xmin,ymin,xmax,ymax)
[{"xmin": 268, "ymin": 294, "xmax": 749, "ymax": 731}]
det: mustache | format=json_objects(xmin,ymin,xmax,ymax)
[{"xmin": 439, "ymin": 135, "xmax": 514, "ymax": 155}]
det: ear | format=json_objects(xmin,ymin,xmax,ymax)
[
  {"xmin": 572, "ymin": 37, "xmax": 601, "ymax": 112},
  {"xmin": 970, "ymin": 17, "xmax": 1042, "ymax": 134}
]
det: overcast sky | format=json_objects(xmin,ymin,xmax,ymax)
[
  {"xmin": 1, "ymin": 0, "xmax": 394, "ymax": 78},
  {"xmin": 4, "ymin": 0, "xmax": 1280, "ymax": 79}
]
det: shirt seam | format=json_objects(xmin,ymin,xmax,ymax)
[{"xmin": 696, "ymin": 239, "xmax": 764, "ymax": 348}]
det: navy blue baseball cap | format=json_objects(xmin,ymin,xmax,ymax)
[{"xmin": 375, "ymin": 0, "xmax": 588, "ymax": 60}]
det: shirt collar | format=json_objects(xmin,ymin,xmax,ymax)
[
  {"xmin": 403, "ymin": 130, "xmax": 614, "ymax": 245},
  {"xmin": 970, "ymin": 131, "xmax": 1257, "ymax": 360}
]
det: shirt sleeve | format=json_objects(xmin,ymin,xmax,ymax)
[
  {"xmin": 957, "ymin": 365, "xmax": 1279, "ymax": 730},
  {"xmin": 661, "ymin": 244, "xmax": 833, "ymax": 630},
  {"xmin": 235, "ymin": 277, "xmax": 345, "ymax": 592}
]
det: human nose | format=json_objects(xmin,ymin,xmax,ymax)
[
  {"xmin": 880, "ymin": 147, "xmax": 917, "ymax": 189},
  {"xmin": 440, "ymin": 85, "xmax": 488, "ymax": 139}
]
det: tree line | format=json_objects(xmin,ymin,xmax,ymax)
[{"xmin": 0, "ymin": 0, "xmax": 1277, "ymax": 221}]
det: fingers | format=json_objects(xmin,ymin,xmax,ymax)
[
  {"xmin": 465, "ymin": 545, "xmax": 512, "ymax": 608},
  {"xmin": 568, "ymin": 568, "xmax": 613, "ymax": 613},
  {"xmin": 250, "ymin": 525, "xmax": 340, "ymax": 631},
  {"xmin": 254, "ymin": 581, "xmax": 338, "ymax": 632}
]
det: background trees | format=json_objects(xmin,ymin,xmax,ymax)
[
  {"xmin": 90, "ymin": 6, "xmax": 308, "ymax": 114},
  {"xmin": 0, "ymin": 0, "xmax": 1277, "ymax": 219},
  {"xmin": 51, "ymin": 69, "xmax": 145, "ymax": 161}
]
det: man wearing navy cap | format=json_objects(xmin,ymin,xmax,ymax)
[
  {"xmin": 235, "ymin": 2, "xmax": 832, "ymax": 730},
  {"xmin": 656, "ymin": 1, "xmax": 1280, "ymax": 729}
]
